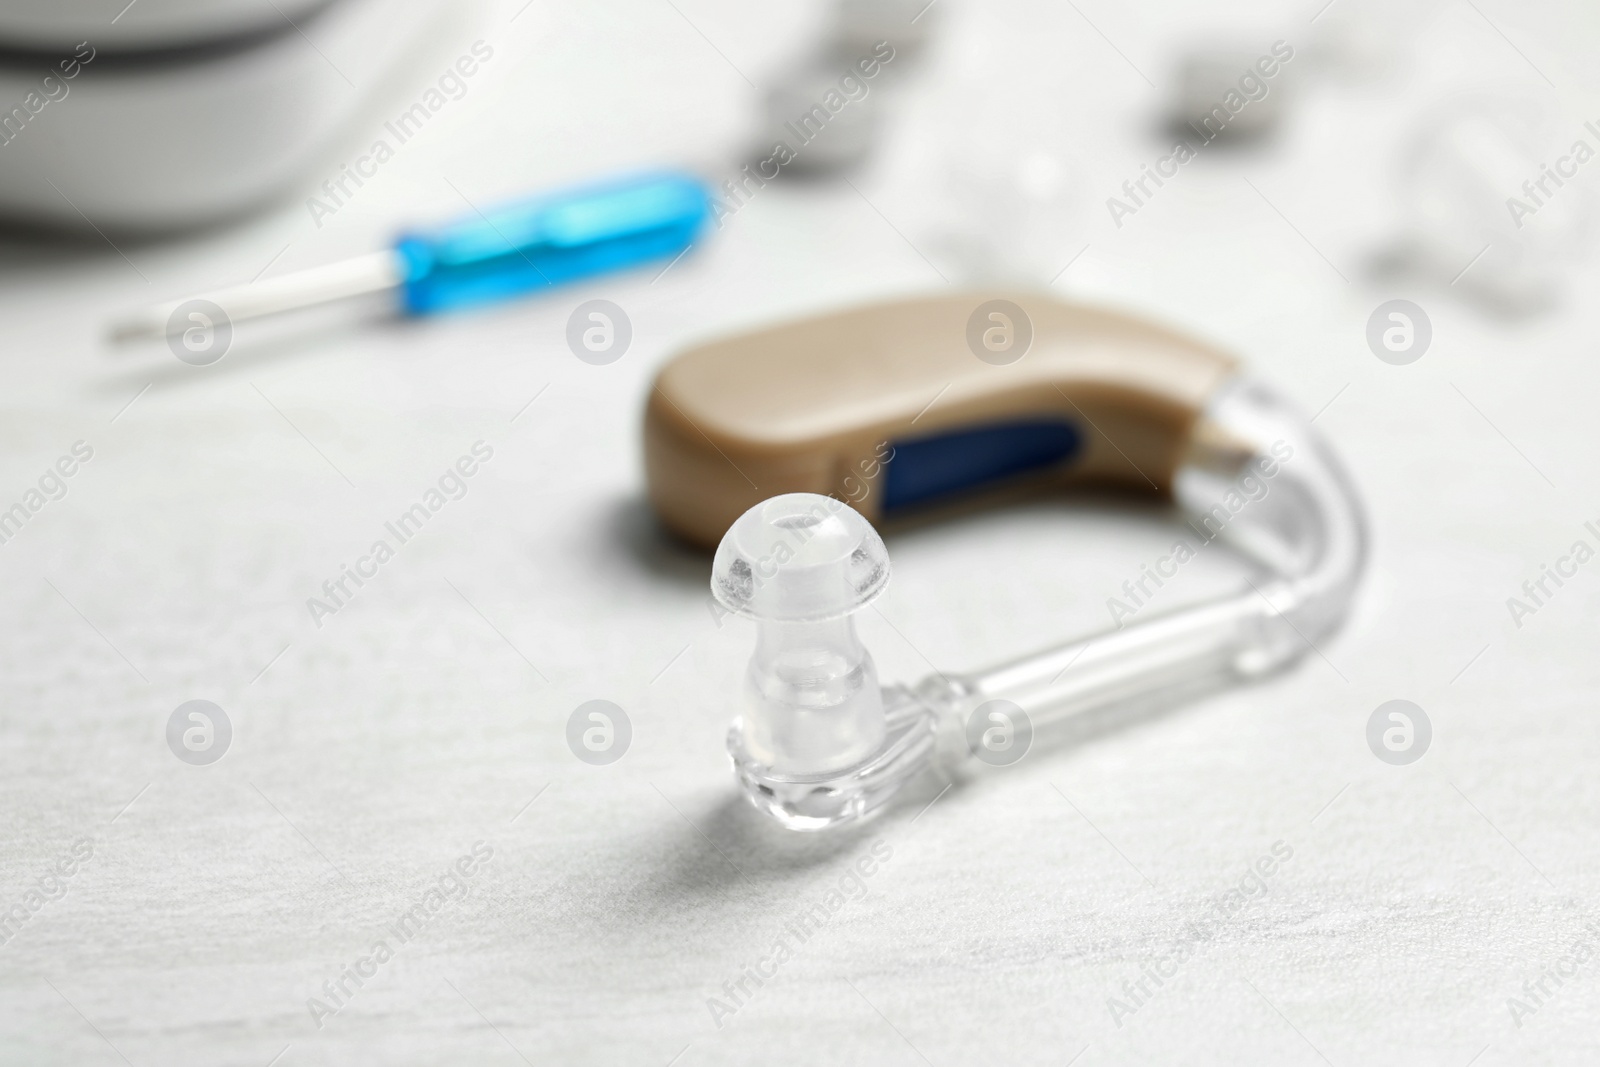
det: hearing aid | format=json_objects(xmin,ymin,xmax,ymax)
[{"xmin": 645, "ymin": 292, "xmax": 1366, "ymax": 830}]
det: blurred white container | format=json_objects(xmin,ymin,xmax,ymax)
[
  {"xmin": 1389, "ymin": 93, "xmax": 1594, "ymax": 315},
  {"xmin": 0, "ymin": 0, "xmax": 459, "ymax": 233}
]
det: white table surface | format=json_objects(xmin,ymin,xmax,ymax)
[{"xmin": 4, "ymin": 1, "xmax": 1600, "ymax": 1064}]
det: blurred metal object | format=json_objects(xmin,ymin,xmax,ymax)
[
  {"xmin": 1167, "ymin": 45, "xmax": 1291, "ymax": 145},
  {"xmin": 747, "ymin": 0, "xmax": 937, "ymax": 177},
  {"xmin": 833, "ymin": 0, "xmax": 940, "ymax": 60},
  {"xmin": 756, "ymin": 53, "xmax": 891, "ymax": 175}
]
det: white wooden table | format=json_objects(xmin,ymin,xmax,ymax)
[{"xmin": 3, "ymin": 1, "xmax": 1598, "ymax": 1064}]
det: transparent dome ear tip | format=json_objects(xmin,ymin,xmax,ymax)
[{"xmin": 710, "ymin": 493, "xmax": 891, "ymax": 624}]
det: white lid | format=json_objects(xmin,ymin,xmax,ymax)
[{"xmin": 0, "ymin": 0, "xmax": 329, "ymax": 53}]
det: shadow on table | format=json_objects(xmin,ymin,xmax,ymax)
[{"xmin": 600, "ymin": 496, "xmax": 711, "ymax": 592}]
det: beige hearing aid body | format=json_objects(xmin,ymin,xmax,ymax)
[{"xmin": 645, "ymin": 292, "xmax": 1239, "ymax": 547}]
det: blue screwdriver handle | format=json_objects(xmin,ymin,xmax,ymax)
[{"xmin": 392, "ymin": 172, "xmax": 712, "ymax": 314}]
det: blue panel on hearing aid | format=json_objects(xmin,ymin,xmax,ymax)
[{"xmin": 882, "ymin": 419, "xmax": 1083, "ymax": 514}]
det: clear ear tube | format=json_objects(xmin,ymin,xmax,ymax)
[{"xmin": 711, "ymin": 376, "xmax": 1368, "ymax": 831}]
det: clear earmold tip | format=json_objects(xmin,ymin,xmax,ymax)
[{"xmin": 711, "ymin": 493, "xmax": 890, "ymax": 623}]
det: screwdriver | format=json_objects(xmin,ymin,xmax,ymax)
[{"xmin": 108, "ymin": 171, "xmax": 713, "ymax": 344}]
